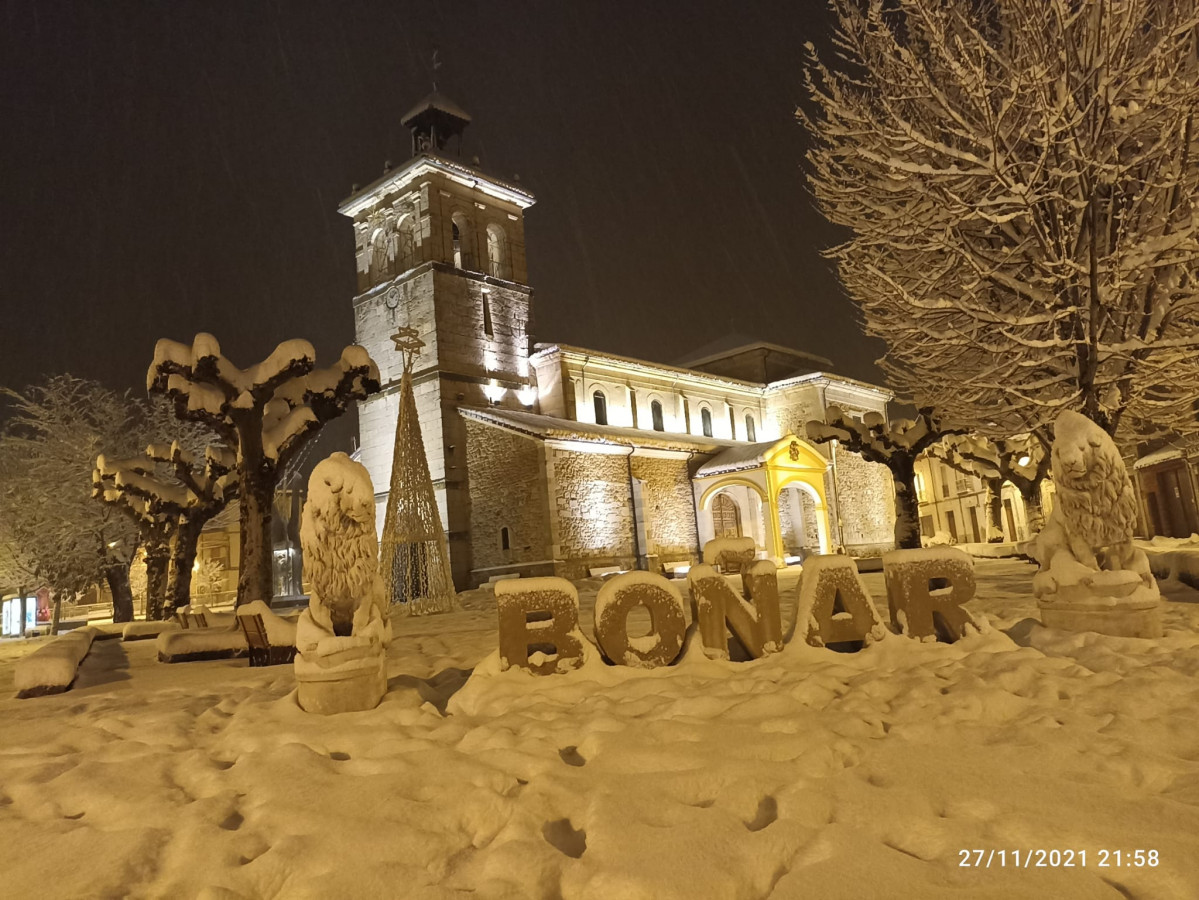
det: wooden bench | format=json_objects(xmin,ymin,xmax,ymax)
[{"xmin": 237, "ymin": 613, "xmax": 297, "ymax": 667}]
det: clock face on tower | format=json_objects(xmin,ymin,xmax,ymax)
[{"xmin": 384, "ymin": 286, "xmax": 401, "ymax": 310}]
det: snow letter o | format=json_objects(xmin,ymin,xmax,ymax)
[{"xmin": 594, "ymin": 572, "xmax": 686, "ymax": 668}]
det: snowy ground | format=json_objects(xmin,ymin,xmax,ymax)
[{"xmin": 2, "ymin": 560, "xmax": 1199, "ymax": 899}]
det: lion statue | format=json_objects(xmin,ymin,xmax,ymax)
[
  {"xmin": 1032, "ymin": 410, "xmax": 1152, "ymax": 591},
  {"xmin": 299, "ymin": 452, "xmax": 389, "ymax": 638}
]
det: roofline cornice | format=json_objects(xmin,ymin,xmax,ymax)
[{"xmin": 339, "ymin": 154, "xmax": 535, "ymax": 217}]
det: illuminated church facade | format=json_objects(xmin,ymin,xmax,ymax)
[{"xmin": 342, "ymin": 94, "xmax": 896, "ymax": 588}]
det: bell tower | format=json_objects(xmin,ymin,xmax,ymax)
[{"xmin": 340, "ymin": 90, "xmax": 537, "ymax": 589}]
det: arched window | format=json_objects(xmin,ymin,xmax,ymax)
[
  {"xmin": 397, "ymin": 216, "xmax": 416, "ymax": 272},
  {"xmin": 500, "ymin": 526, "xmax": 511, "ymax": 551},
  {"xmin": 369, "ymin": 228, "xmax": 393, "ymax": 283},
  {"xmin": 593, "ymin": 390, "xmax": 608, "ymax": 425},
  {"xmin": 711, "ymin": 493, "xmax": 742, "ymax": 539},
  {"xmin": 486, "ymin": 223, "xmax": 509, "ymax": 279},
  {"xmin": 745, "ymin": 414, "xmax": 757, "ymax": 442},
  {"xmin": 451, "ymin": 212, "xmax": 473, "ymax": 270},
  {"xmin": 651, "ymin": 400, "xmax": 664, "ymax": 432},
  {"xmin": 701, "ymin": 407, "xmax": 713, "ymax": 437}
]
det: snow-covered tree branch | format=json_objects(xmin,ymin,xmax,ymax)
[
  {"xmin": 806, "ymin": 406, "xmax": 962, "ymax": 548},
  {"xmin": 93, "ymin": 441, "xmax": 236, "ymax": 618},
  {"xmin": 0, "ymin": 377, "xmax": 142, "ymax": 621},
  {"xmin": 147, "ymin": 334, "xmax": 380, "ymax": 608},
  {"xmin": 803, "ymin": 0, "xmax": 1199, "ymax": 442}
]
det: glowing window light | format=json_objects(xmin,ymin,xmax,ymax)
[
  {"xmin": 1017, "ymin": 455, "xmax": 1031, "ymax": 466},
  {"xmin": 483, "ymin": 380, "xmax": 506, "ymax": 403}
]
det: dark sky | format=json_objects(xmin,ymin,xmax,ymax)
[{"xmin": 0, "ymin": 1, "xmax": 883, "ymax": 410}]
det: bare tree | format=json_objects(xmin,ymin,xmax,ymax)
[
  {"xmin": 807, "ymin": 407, "xmax": 962, "ymax": 549},
  {"xmin": 926, "ymin": 432, "xmax": 1052, "ymax": 537},
  {"xmin": 803, "ymin": 0, "xmax": 1199, "ymax": 442},
  {"xmin": 94, "ymin": 442, "xmax": 236, "ymax": 618},
  {"xmin": 147, "ymin": 334, "xmax": 379, "ymax": 608},
  {"xmin": 0, "ymin": 377, "xmax": 142, "ymax": 621}
]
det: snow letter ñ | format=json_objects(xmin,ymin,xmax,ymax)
[
  {"xmin": 688, "ymin": 561, "xmax": 782, "ymax": 660},
  {"xmin": 496, "ymin": 577, "xmax": 585, "ymax": 675}
]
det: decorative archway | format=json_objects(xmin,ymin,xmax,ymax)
[{"xmin": 694, "ymin": 435, "xmax": 831, "ymax": 561}]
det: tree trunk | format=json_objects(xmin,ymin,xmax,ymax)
[
  {"xmin": 986, "ymin": 477, "xmax": 1004, "ymax": 541},
  {"xmin": 166, "ymin": 518, "xmax": 204, "ymax": 616},
  {"xmin": 238, "ymin": 458, "xmax": 275, "ymax": 609},
  {"xmin": 1023, "ymin": 487, "xmax": 1046, "ymax": 537},
  {"xmin": 50, "ymin": 593, "xmax": 61, "ymax": 636},
  {"xmin": 18, "ymin": 589, "xmax": 27, "ymax": 637},
  {"xmin": 145, "ymin": 546, "xmax": 170, "ymax": 620},
  {"xmin": 105, "ymin": 564, "xmax": 135, "ymax": 623},
  {"xmin": 891, "ymin": 459, "xmax": 922, "ymax": 550}
]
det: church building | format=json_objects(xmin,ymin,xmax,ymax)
[{"xmin": 341, "ymin": 93, "xmax": 897, "ymax": 588}]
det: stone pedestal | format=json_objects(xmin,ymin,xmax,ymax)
[
  {"xmin": 1037, "ymin": 597, "xmax": 1162, "ymax": 639},
  {"xmin": 296, "ymin": 655, "xmax": 387, "ymax": 715},
  {"xmin": 1036, "ymin": 570, "xmax": 1162, "ymax": 639}
]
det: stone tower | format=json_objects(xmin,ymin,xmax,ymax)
[{"xmin": 339, "ymin": 91, "xmax": 537, "ymax": 588}]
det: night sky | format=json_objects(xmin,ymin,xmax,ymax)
[{"xmin": 0, "ymin": 1, "xmax": 884, "ymax": 416}]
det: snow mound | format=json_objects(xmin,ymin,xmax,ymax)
[{"xmin": 13, "ymin": 627, "xmax": 97, "ymax": 697}]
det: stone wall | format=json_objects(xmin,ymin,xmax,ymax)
[
  {"xmin": 630, "ymin": 456, "xmax": 699, "ymax": 564},
  {"xmin": 547, "ymin": 448, "xmax": 636, "ymax": 580},
  {"xmin": 834, "ymin": 449, "xmax": 896, "ymax": 555},
  {"xmin": 464, "ymin": 419, "xmax": 553, "ymax": 583}
]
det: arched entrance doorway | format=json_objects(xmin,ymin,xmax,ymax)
[
  {"xmin": 711, "ymin": 492, "xmax": 742, "ymax": 539},
  {"xmin": 777, "ymin": 482, "xmax": 822, "ymax": 559}
]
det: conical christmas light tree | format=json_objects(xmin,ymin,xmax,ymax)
[{"xmin": 379, "ymin": 327, "xmax": 457, "ymax": 615}]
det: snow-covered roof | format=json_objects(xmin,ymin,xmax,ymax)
[
  {"xmin": 400, "ymin": 90, "xmax": 473, "ymax": 126},
  {"xmin": 459, "ymin": 407, "xmax": 739, "ymax": 453},
  {"xmin": 1133, "ymin": 445, "xmax": 1186, "ymax": 470},
  {"xmin": 695, "ymin": 440, "xmax": 790, "ymax": 477},
  {"xmin": 674, "ymin": 334, "xmax": 833, "ymax": 372},
  {"xmin": 339, "ymin": 153, "xmax": 535, "ymax": 216}
]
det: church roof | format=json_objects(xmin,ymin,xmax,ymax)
[
  {"xmin": 459, "ymin": 407, "xmax": 739, "ymax": 453},
  {"xmin": 694, "ymin": 439, "xmax": 790, "ymax": 476},
  {"xmin": 674, "ymin": 334, "xmax": 833, "ymax": 372},
  {"xmin": 401, "ymin": 90, "xmax": 472, "ymax": 126}
]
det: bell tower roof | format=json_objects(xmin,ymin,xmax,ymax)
[{"xmin": 401, "ymin": 90, "xmax": 471, "ymax": 157}]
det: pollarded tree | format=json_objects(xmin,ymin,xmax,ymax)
[
  {"xmin": 803, "ymin": 0, "xmax": 1199, "ymax": 442},
  {"xmin": 926, "ymin": 432, "xmax": 1052, "ymax": 538},
  {"xmin": 806, "ymin": 407, "xmax": 963, "ymax": 549},
  {"xmin": 0, "ymin": 376, "xmax": 142, "ymax": 621},
  {"xmin": 94, "ymin": 442, "xmax": 237, "ymax": 618},
  {"xmin": 147, "ymin": 334, "xmax": 380, "ymax": 608}
]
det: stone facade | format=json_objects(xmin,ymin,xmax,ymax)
[
  {"xmin": 463, "ymin": 419, "xmax": 554, "ymax": 578},
  {"xmin": 831, "ymin": 449, "xmax": 895, "ymax": 555},
  {"xmin": 546, "ymin": 447, "xmax": 637, "ymax": 580},
  {"xmin": 630, "ymin": 455, "xmax": 699, "ymax": 566}
]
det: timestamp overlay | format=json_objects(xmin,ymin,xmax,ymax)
[{"xmin": 945, "ymin": 846, "xmax": 1193, "ymax": 895}]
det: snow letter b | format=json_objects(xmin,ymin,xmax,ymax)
[
  {"xmin": 796, "ymin": 555, "xmax": 887, "ymax": 649},
  {"xmin": 688, "ymin": 561, "xmax": 782, "ymax": 660},
  {"xmin": 496, "ymin": 577, "xmax": 585, "ymax": 675},
  {"xmin": 882, "ymin": 548, "xmax": 979, "ymax": 642},
  {"xmin": 594, "ymin": 572, "xmax": 686, "ymax": 668}
]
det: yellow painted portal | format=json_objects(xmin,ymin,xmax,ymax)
[{"xmin": 697, "ymin": 436, "xmax": 832, "ymax": 561}]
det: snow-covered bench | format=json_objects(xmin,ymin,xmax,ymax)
[
  {"xmin": 702, "ymin": 537, "xmax": 756, "ymax": 575},
  {"xmin": 588, "ymin": 566, "xmax": 623, "ymax": 578},
  {"xmin": 236, "ymin": 601, "xmax": 298, "ymax": 667},
  {"xmin": 122, "ymin": 621, "xmax": 180, "ymax": 641},
  {"xmin": 156, "ymin": 623, "xmax": 248, "ymax": 663},
  {"xmin": 14, "ymin": 627, "xmax": 98, "ymax": 698}
]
